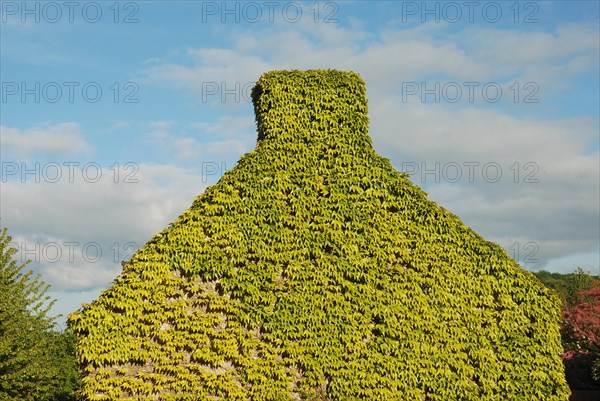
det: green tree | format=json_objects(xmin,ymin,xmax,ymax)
[
  {"xmin": 533, "ymin": 270, "xmax": 571, "ymax": 302},
  {"xmin": 533, "ymin": 268, "xmax": 598, "ymax": 307},
  {"xmin": 566, "ymin": 267, "xmax": 596, "ymax": 307},
  {"xmin": 534, "ymin": 268, "xmax": 600, "ymax": 390},
  {"xmin": 0, "ymin": 227, "xmax": 78, "ymax": 401},
  {"xmin": 42, "ymin": 328, "xmax": 81, "ymax": 401}
]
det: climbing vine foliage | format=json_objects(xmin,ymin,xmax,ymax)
[{"xmin": 69, "ymin": 69, "xmax": 570, "ymax": 400}]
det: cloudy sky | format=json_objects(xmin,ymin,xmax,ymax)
[{"xmin": 1, "ymin": 0, "xmax": 598, "ymax": 324}]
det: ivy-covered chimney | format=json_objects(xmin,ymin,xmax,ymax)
[{"xmin": 69, "ymin": 69, "xmax": 570, "ymax": 401}]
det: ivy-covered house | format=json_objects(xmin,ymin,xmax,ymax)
[{"xmin": 69, "ymin": 69, "xmax": 570, "ymax": 400}]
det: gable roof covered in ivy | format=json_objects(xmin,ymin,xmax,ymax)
[{"xmin": 69, "ymin": 69, "xmax": 570, "ymax": 401}]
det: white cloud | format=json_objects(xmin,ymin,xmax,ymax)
[
  {"xmin": 1, "ymin": 122, "xmax": 91, "ymax": 157},
  {"xmin": 189, "ymin": 115, "xmax": 255, "ymax": 138},
  {"xmin": 448, "ymin": 23, "xmax": 600, "ymax": 88},
  {"xmin": 146, "ymin": 120, "xmax": 176, "ymax": 141},
  {"xmin": 369, "ymin": 98, "xmax": 596, "ymax": 162},
  {"xmin": 145, "ymin": 120, "xmax": 212, "ymax": 161},
  {"xmin": 144, "ymin": 49, "xmax": 270, "ymax": 108},
  {"xmin": 145, "ymin": 117, "xmax": 256, "ymax": 161},
  {"xmin": 455, "ymin": 23, "xmax": 600, "ymax": 67},
  {"xmin": 369, "ymin": 97, "xmax": 599, "ymax": 269},
  {"xmin": 189, "ymin": 116, "xmax": 256, "ymax": 158},
  {"xmin": 108, "ymin": 120, "xmax": 133, "ymax": 131},
  {"xmin": 1, "ymin": 163, "xmax": 206, "ymax": 290},
  {"xmin": 142, "ymin": 20, "xmax": 599, "ymax": 103},
  {"xmin": 170, "ymin": 137, "xmax": 200, "ymax": 159}
]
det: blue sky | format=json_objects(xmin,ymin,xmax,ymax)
[{"xmin": 1, "ymin": 0, "xmax": 599, "ymax": 325}]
